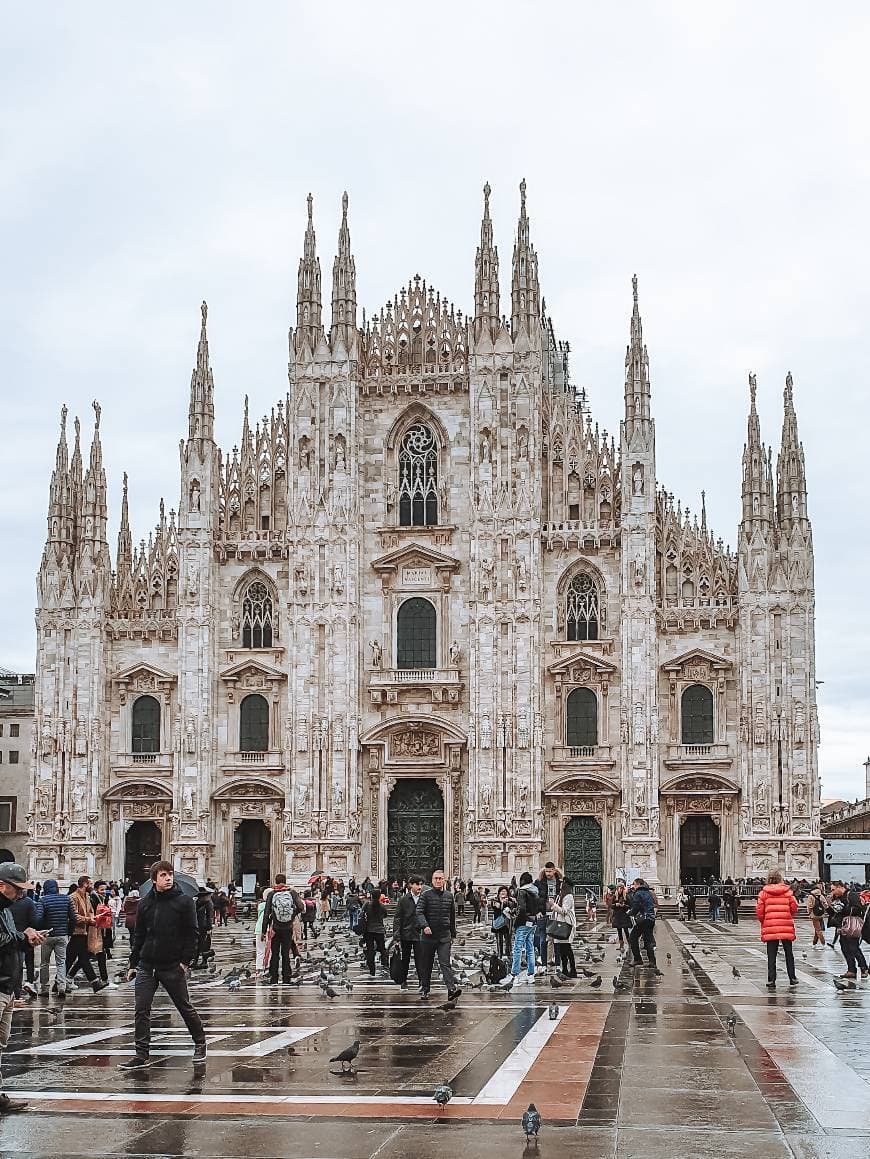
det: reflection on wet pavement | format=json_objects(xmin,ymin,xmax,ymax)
[{"xmin": 0, "ymin": 914, "xmax": 868, "ymax": 1157}]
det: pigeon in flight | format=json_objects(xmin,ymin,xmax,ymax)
[{"xmin": 329, "ymin": 1040, "xmax": 360, "ymax": 1071}]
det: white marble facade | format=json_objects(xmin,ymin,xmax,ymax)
[{"xmin": 29, "ymin": 185, "xmax": 820, "ymax": 887}]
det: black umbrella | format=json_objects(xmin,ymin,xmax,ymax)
[{"xmin": 139, "ymin": 870, "xmax": 199, "ymax": 899}]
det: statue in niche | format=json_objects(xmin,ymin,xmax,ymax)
[
  {"xmin": 755, "ymin": 781, "xmax": 768, "ymax": 811},
  {"xmin": 480, "ymin": 782, "xmax": 492, "ymax": 815},
  {"xmin": 448, "ymin": 640, "xmax": 461, "ymax": 667},
  {"xmin": 518, "ymin": 782, "xmax": 529, "ymax": 817},
  {"xmin": 348, "ymin": 810, "xmax": 361, "ymax": 839},
  {"xmin": 632, "ymin": 464, "xmax": 644, "ymax": 496},
  {"xmin": 71, "ymin": 777, "xmax": 86, "ymax": 820},
  {"xmin": 294, "ymin": 563, "xmax": 308, "ymax": 598},
  {"xmin": 620, "ymin": 715, "xmax": 630, "ymax": 744},
  {"xmin": 296, "ymin": 782, "xmax": 309, "ymax": 815},
  {"xmin": 633, "ymin": 555, "xmax": 644, "ymax": 589},
  {"xmin": 189, "ymin": 480, "xmax": 201, "ymax": 513},
  {"xmin": 517, "ymin": 556, "xmax": 528, "ymax": 592},
  {"xmin": 185, "ymin": 718, "xmax": 197, "ymax": 755},
  {"xmin": 633, "ymin": 779, "xmax": 646, "ymax": 815},
  {"xmin": 479, "ymin": 555, "xmax": 494, "ymax": 600},
  {"xmin": 739, "ymin": 711, "xmax": 750, "ymax": 743},
  {"xmin": 332, "ymin": 565, "xmax": 344, "ymax": 595},
  {"xmin": 517, "ymin": 431, "xmax": 528, "ymax": 460},
  {"xmin": 369, "ymin": 639, "xmax": 382, "ymax": 669},
  {"xmin": 632, "ymin": 704, "xmax": 645, "ymax": 746},
  {"xmin": 182, "ymin": 783, "xmax": 195, "ymax": 816},
  {"xmin": 333, "ymin": 786, "xmax": 344, "ymax": 810},
  {"xmin": 36, "ymin": 783, "xmax": 51, "ymax": 820},
  {"xmin": 74, "ymin": 719, "xmax": 87, "ymax": 756},
  {"xmin": 335, "ymin": 441, "xmax": 347, "ymax": 472}
]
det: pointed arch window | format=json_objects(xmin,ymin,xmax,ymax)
[
  {"xmin": 242, "ymin": 581, "xmax": 273, "ymax": 649},
  {"xmin": 131, "ymin": 695, "xmax": 161, "ymax": 754},
  {"xmin": 240, "ymin": 693, "xmax": 269, "ymax": 752},
  {"xmin": 396, "ymin": 597, "xmax": 436, "ymax": 669},
  {"xmin": 398, "ymin": 423, "xmax": 438, "ymax": 526},
  {"xmin": 566, "ymin": 572, "xmax": 601, "ymax": 641},
  {"xmin": 681, "ymin": 684, "xmax": 714, "ymax": 745}
]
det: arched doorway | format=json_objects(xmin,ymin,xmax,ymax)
[
  {"xmin": 125, "ymin": 821, "xmax": 163, "ymax": 885},
  {"xmin": 0, "ymin": 848, "xmax": 15, "ymax": 864},
  {"xmin": 562, "ymin": 815, "xmax": 603, "ymax": 891},
  {"xmin": 680, "ymin": 815, "xmax": 720, "ymax": 883},
  {"xmin": 233, "ymin": 819, "xmax": 270, "ymax": 887},
  {"xmin": 387, "ymin": 779, "xmax": 444, "ymax": 881}
]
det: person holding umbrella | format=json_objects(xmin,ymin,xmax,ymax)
[{"xmin": 120, "ymin": 861, "xmax": 205, "ymax": 1071}]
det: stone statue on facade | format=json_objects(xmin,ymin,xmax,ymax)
[{"xmin": 369, "ymin": 639, "xmax": 382, "ymax": 668}]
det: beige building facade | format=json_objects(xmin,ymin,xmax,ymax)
[
  {"xmin": 30, "ymin": 185, "xmax": 820, "ymax": 887},
  {"xmin": 0, "ymin": 669, "xmax": 35, "ymax": 865}
]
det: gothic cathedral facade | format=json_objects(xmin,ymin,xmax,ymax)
[{"xmin": 30, "ymin": 184, "xmax": 820, "ymax": 888}]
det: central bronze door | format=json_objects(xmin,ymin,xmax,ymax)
[
  {"xmin": 387, "ymin": 778, "xmax": 444, "ymax": 882},
  {"xmin": 562, "ymin": 815, "xmax": 603, "ymax": 891}
]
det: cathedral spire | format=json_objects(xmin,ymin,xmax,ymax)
[
  {"xmin": 776, "ymin": 370, "xmax": 808, "ymax": 529},
  {"xmin": 80, "ymin": 400, "xmax": 108, "ymax": 548},
  {"xmin": 330, "ymin": 191, "xmax": 357, "ymax": 351},
  {"xmin": 511, "ymin": 178, "xmax": 540, "ymax": 338},
  {"xmin": 474, "ymin": 181, "xmax": 500, "ymax": 340},
  {"xmin": 741, "ymin": 372, "xmax": 774, "ymax": 528},
  {"xmin": 46, "ymin": 405, "xmax": 72, "ymax": 551},
  {"xmin": 117, "ymin": 470, "xmax": 132, "ymax": 577},
  {"xmin": 188, "ymin": 300, "xmax": 215, "ymax": 442},
  {"xmin": 295, "ymin": 192, "xmax": 323, "ymax": 353},
  {"xmin": 624, "ymin": 274, "xmax": 651, "ymax": 431}
]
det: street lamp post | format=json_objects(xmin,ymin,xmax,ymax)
[{"xmin": 864, "ymin": 756, "xmax": 870, "ymax": 801}]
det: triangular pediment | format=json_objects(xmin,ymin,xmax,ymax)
[
  {"xmin": 371, "ymin": 542, "xmax": 460, "ymax": 574},
  {"xmin": 661, "ymin": 647, "xmax": 732, "ymax": 674},
  {"xmin": 219, "ymin": 658, "xmax": 287, "ymax": 682},
  {"xmin": 547, "ymin": 648, "xmax": 617, "ymax": 677},
  {"xmin": 112, "ymin": 661, "xmax": 177, "ymax": 685}
]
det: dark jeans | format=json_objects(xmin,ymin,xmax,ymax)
[
  {"xmin": 766, "ymin": 939, "xmax": 796, "ymax": 983},
  {"xmin": 65, "ymin": 935, "xmax": 97, "ymax": 983},
  {"xmin": 417, "ymin": 936, "xmax": 456, "ymax": 993},
  {"xmin": 685, "ymin": 897, "xmax": 697, "ymax": 919},
  {"xmin": 269, "ymin": 927, "xmax": 296, "ymax": 982},
  {"xmin": 363, "ymin": 932, "xmax": 388, "ymax": 975},
  {"xmin": 554, "ymin": 943, "xmax": 577, "ymax": 977},
  {"xmin": 18, "ymin": 943, "xmax": 36, "ymax": 984},
  {"xmin": 494, "ymin": 926, "xmax": 511, "ymax": 958},
  {"xmin": 839, "ymin": 937, "xmax": 868, "ymax": 975},
  {"xmin": 134, "ymin": 965, "xmax": 204, "ymax": 1058},
  {"xmin": 628, "ymin": 919, "xmax": 657, "ymax": 967},
  {"xmin": 398, "ymin": 939, "xmax": 422, "ymax": 985},
  {"xmin": 68, "ymin": 947, "xmax": 108, "ymax": 983},
  {"xmin": 194, "ymin": 931, "xmax": 213, "ymax": 966}
]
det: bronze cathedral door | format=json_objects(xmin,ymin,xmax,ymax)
[{"xmin": 387, "ymin": 779, "xmax": 444, "ymax": 882}]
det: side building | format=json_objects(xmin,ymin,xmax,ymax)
[
  {"xmin": 29, "ymin": 185, "xmax": 821, "ymax": 887},
  {"xmin": 0, "ymin": 669, "xmax": 35, "ymax": 865}
]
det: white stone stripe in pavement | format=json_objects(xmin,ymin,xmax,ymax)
[
  {"xmin": 735, "ymin": 1005, "xmax": 870, "ymax": 1130},
  {"xmin": 472, "ymin": 1005, "xmax": 567, "ymax": 1105},
  {"xmin": 4, "ymin": 1089, "xmax": 478, "ymax": 1106}
]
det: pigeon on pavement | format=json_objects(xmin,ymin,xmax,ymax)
[
  {"xmin": 434, "ymin": 1082, "xmax": 453, "ymax": 1105},
  {"xmin": 329, "ymin": 1040, "xmax": 360, "ymax": 1071},
  {"xmin": 522, "ymin": 1102, "xmax": 542, "ymax": 1139},
  {"xmin": 732, "ymin": 965, "xmax": 741, "ymax": 978}
]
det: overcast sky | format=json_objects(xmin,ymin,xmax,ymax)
[{"xmin": 2, "ymin": 4, "xmax": 868, "ymax": 799}]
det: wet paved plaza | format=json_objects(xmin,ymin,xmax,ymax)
[{"xmin": 1, "ymin": 914, "xmax": 869, "ymax": 1157}]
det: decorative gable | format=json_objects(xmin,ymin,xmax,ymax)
[
  {"xmin": 661, "ymin": 647, "xmax": 732, "ymax": 682},
  {"xmin": 113, "ymin": 662, "xmax": 176, "ymax": 705},
  {"xmin": 219, "ymin": 658, "xmax": 286, "ymax": 703},
  {"xmin": 371, "ymin": 542, "xmax": 460, "ymax": 592}
]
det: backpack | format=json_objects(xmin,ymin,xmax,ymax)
[
  {"xmin": 271, "ymin": 889, "xmax": 297, "ymax": 926},
  {"xmin": 485, "ymin": 954, "xmax": 508, "ymax": 984},
  {"xmin": 812, "ymin": 897, "xmax": 825, "ymax": 918}
]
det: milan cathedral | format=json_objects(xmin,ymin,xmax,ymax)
[{"xmin": 30, "ymin": 183, "xmax": 819, "ymax": 888}]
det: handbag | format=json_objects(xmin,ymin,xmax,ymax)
[
  {"xmin": 840, "ymin": 914, "xmax": 863, "ymax": 939},
  {"xmin": 491, "ymin": 913, "xmax": 507, "ymax": 931},
  {"xmin": 546, "ymin": 919, "xmax": 572, "ymax": 940}
]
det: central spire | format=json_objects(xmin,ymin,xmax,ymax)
[
  {"xmin": 511, "ymin": 178, "xmax": 540, "ymax": 338},
  {"xmin": 295, "ymin": 191, "xmax": 323, "ymax": 353},
  {"xmin": 330, "ymin": 191, "xmax": 357, "ymax": 350},
  {"xmin": 474, "ymin": 181, "xmax": 500, "ymax": 340},
  {"xmin": 624, "ymin": 274, "xmax": 651, "ymax": 431},
  {"xmin": 188, "ymin": 300, "xmax": 215, "ymax": 442}
]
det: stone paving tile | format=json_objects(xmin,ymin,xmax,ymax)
[{"xmin": 615, "ymin": 1129, "xmax": 793, "ymax": 1159}]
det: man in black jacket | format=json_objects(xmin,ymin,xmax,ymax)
[
  {"xmin": 122, "ymin": 861, "xmax": 205, "ymax": 1071},
  {"xmin": 415, "ymin": 869, "xmax": 461, "ymax": 1002},
  {"xmin": 0, "ymin": 863, "xmax": 46, "ymax": 1114},
  {"xmin": 392, "ymin": 875, "xmax": 424, "ymax": 990}
]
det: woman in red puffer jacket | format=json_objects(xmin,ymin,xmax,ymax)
[{"xmin": 756, "ymin": 869, "xmax": 799, "ymax": 989}]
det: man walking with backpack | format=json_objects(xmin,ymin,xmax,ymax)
[{"xmin": 263, "ymin": 874, "xmax": 302, "ymax": 986}]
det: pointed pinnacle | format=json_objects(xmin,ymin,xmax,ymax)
[
  {"xmin": 307, "ymin": 192, "xmax": 313, "ymax": 224},
  {"xmin": 519, "ymin": 177, "xmax": 527, "ymax": 211},
  {"xmin": 342, "ymin": 190, "xmax": 348, "ymax": 217},
  {"xmin": 632, "ymin": 273, "xmax": 638, "ymax": 305}
]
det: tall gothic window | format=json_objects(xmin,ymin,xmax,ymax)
[
  {"xmin": 566, "ymin": 687, "xmax": 597, "ymax": 748},
  {"xmin": 681, "ymin": 684, "xmax": 714, "ymax": 745},
  {"xmin": 566, "ymin": 572, "xmax": 600, "ymax": 641},
  {"xmin": 240, "ymin": 693, "xmax": 269, "ymax": 752},
  {"xmin": 398, "ymin": 423, "xmax": 438, "ymax": 526},
  {"xmin": 131, "ymin": 695, "xmax": 161, "ymax": 754},
  {"xmin": 396, "ymin": 598, "xmax": 436, "ymax": 669},
  {"xmin": 242, "ymin": 581, "xmax": 273, "ymax": 648}
]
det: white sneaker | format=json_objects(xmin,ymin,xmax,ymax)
[{"xmin": 499, "ymin": 974, "xmax": 516, "ymax": 988}]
